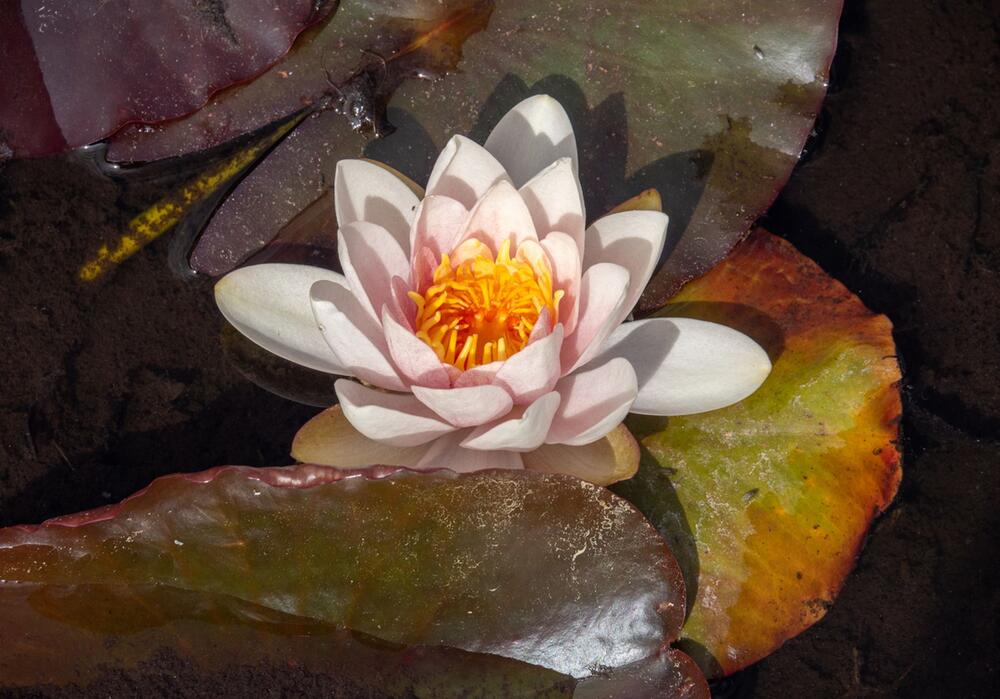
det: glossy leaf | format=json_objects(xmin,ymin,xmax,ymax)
[
  {"xmin": 0, "ymin": 0, "xmax": 335, "ymax": 158},
  {"xmin": 173, "ymin": 0, "xmax": 840, "ymax": 298},
  {"xmin": 612, "ymin": 229, "xmax": 903, "ymax": 677},
  {"xmin": 0, "ymin": 465, "xmax": 699, "ymax": 685},
  {"xmin": 0, "ymin": 584, "xmax": 575, "ymax": 697}
]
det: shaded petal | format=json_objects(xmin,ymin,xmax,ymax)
[
  {"xmin": 310, "ymin": 280, "xmax": 406, "ymax": 391},
  {"xmin": 412, "ymin": 384, "xmax": 514, "ymax": 428},
  {"xmin": 540, "ymin": 232, "xmax": 582, "ymax": 335},
  {"xmin": 453, "ymin": 360, "xmax": 504, "ymax": 388},
  {"xmin": 215, "ymin": 263, "xmax": 347, "ymax": 374},
  {"xmin": 461, "ymin": 392, "xmax": 561, "ymax": 451},
  {"xmin": 586, "ymin": 317, "xmax": 772, "ymax": 415},
  {"xmin": 561, "ymin": 262, "xmax": 630, "ymax": 373},
  {"xmin": 335, "ymin": 159, "xmax": 420, "ymax": 253},
  {"xmin": 338, "ymin": 221, "xmax": 410, "ymax": 321},
  {"xmin": 546, "ymin": 358, "xmax": 637, "ymax": 446},
  {"xmin": 335, "ymin": 379, "xmax": 456, "ymax": 447},
  {"xmin": 409, "ymin": 194, "xmax": 468, "ymax": 266},
  {"xmin": 425, "ymin": 135, "xmax": 510, "ymax": 208},
  {"xmin": 519, "ymin": 157, "xmax": 585, "ymax": 247},
  {"xmin": 457, "ymin": 180, "xmax": 538, "ymax": 251},
  {"xmin": 484, "ymin": 94, "xmax": 578, "ymax": 187},
  {"xmin": 416, "ymin": 432, "xmax": 524, "ymax": 472},
  {"xmin": 381, "ymin": 307, "xmax": 452, "ymax": 389},
  {"xmin": 291, "ymin": 405, "xmax": 428, "ymax": 467},
  {"xmin": 583, "ymin": 210, "xmax": 670, "ymax": 322},
  {"xmin": 522, "ymin": 424, "xmax": 639, "ymax": 486},
  {"xmin": 493, "ymin": 324, "xmax": 564, "ymax": 404}
]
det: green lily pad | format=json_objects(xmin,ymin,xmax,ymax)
[
  {"xmin": 0, "ymin": 465, "xmax": 704, "ymax": 690},
  {"xmin": 613, "ymin": 228, "xmax": 903, "ymax": 677},
  {"xmin": 140, "ymin": 0, "xmax": 840, "ymax": 291}
]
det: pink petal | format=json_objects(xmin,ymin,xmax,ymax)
[
  {"xmin": 560, "ymin": 262, "xmax": 630, "ymax": 373},
  {"xmin": 583, "ymin": 210, "xmax": 669, "ymax": 322},
  {"xmin": 408, "ymin": 195, "xmax": 468, "ymax": 267},
  {"xmin": 310, "ymin": 280, "xmax": 406, "ymax": 391},
  {"xmin": 519, "ymin": 158, "xmax": 585, "ymax": 247},
  {"xmin": 412, "ymin": 384, "xmax": 514, "ymax": 427},
  {"xmin": 456, "ymin": 180, "xmax": 538, "ymax": 252},
  {"xmin": 453, "ymin": 360, "xmax": 504, "ymax": 388},
  {"xmin": 540, "ymin": 232, "xmax": 582, "ymax": 335},
  {"xmin": 425, "ymin": 135, "xmax": 510, "ymax": 209},
  {"xmin": 412, "ymin": 246, "xmax": 439, "ymax": 294},
  {"xmin": 381, "ymin": 307, "xmax": 452, "ymax": 389},
  {"xmin": 461, "ymin": 392, "xmax": 561, "ymax": 451},
  {"xmin": 493, "ymin": 324, "xmax": 564, "ymax": 404},
  {"xmin": 416, "ymin": 432, "xmax": 524, "ymax": 472},
  {"xmin": 546, "ymin": 358, "xmax": 637, "ymax": 446},
  {"xmin": 338, "ymin": 221, "xmax": 410, "ymax": 320},
  {"xmin": 484, "ymin": 95, "xmax": 578, "ymax": 187},
  {"xmin": 390, "ymin": 276, "xmax": 416, "ymax": 330},
  {"xmin": 334, "ymin": 159, "xmax": 420, "ymax": 254},
  {"xmin": 335, "ymin": 379, "xmax": 456, "ymax": 447}
]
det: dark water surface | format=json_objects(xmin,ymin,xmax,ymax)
[{"xmin": 1, "ymin": 0, "xmax": 997, "ymax": 696}]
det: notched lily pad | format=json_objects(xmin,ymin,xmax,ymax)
[
  {"xmin": 613, "ymin": 228, "xmax": 902, "ymax": 677},
  {"xmin": 0, "ymin": 0, "xmax": 335, "ymax": 158},
  {"xmin": 0, "ymin": 465, "xmax": 705, "ymax": 692}
]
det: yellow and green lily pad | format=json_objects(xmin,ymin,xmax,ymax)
[{"xmin": 613, "ymin": 228, "xmax": 903, "ymax": 678}]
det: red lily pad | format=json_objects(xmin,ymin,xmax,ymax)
[
  {"xmin": 171, "ymin": 0, "xmax": 840, "ymax": 295},
  {"xmin": 612, "ymin": 228, "xmax": 903, "ymax": 677},
  {"xmin": 0, "ymin": 464, "xmax": 705, "ymax": 691},
  {"xmin": 0, "ymin": 0, "xmax": 334, "ymax": 159},
  {"xmin": 0, "ymin": 584, "xmax": 576, "ymax": 696}
]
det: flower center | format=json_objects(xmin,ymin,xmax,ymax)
[{"xmin": 408, "ymin": 240, "xmax": 563, "ymax": 370}]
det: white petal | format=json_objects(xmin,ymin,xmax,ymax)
[
  {"xmin": 519, "ymin": 157, "xmax": 585, "ymax": 247},
  {"xmin": 522, "ymin": 424, "xmax": 639, "ymax": 486},
  {"xmin": 583, "ymin": 210, "xmax": 670, "ymax": 322},
  {"xmin": 291, "ymin": 405, "xmax": 429, "ymax": 467},
  {"xmin": 484, "ymin": 95, "xmax": 578, "ymax": 187},
  {"xmin": 408, "ymin": 195, "xmax": 468, "ymax": 266},
  {"xmin": 310, "ymin": 280, "xmax": 406, "ymax": 391},
  {"xmin": 338, "ymin": 221, "xmax": 410, "ymax": 321},
  {"xmin": 412, "ymin": 384, "xmax": 514, "ymax": 427},
  {"xmin": 588, "ymin": 318, "xmax": 772, "ymax": 415},
  {"xmin": 335, "ymin": 379, "xmax": 456, "ymax": 447},
  {"xmin": 215, "ymin": 263, "xmax": 348, "ymax": 374},
  {"xmin": 546, "ymin": 358, "xmax": 637, "ymax": 446},
  {"xmin": 461, "ymin": 392, "xmax": 561, "ymax": 451},
  {"xmin": 334, "ymin": 159, "xmax": 420, "ymax": 254},
  {"xmin": 425, "ymin": 135, "xmax": 510, "ymax": 208},
  {"xmin": 561, "ymin": 262, "xmax": 630, "ymax": 373},
  {"xmin": 416, "ymin": 432, "xmax": 524, "ymax": 472}
]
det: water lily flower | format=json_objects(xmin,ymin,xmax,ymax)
[{"xmin": 215, "ymin": 95, "xmax": 771, "ymax": 485}]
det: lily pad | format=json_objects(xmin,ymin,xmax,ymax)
[
  {"xmin": 0, "ymin": 464, "xmax": 703, "ymax": 688},
  {"xmin": 612, "ymin": 228, "xmax": 903, "ymax": 677},
  {"xmin": 0, "ymin": 0, "xmax": 335, "ymax": 158},
  {"xmin": 176, "ymin": 0, "xmax": 841, "ymax": 296},
  {"xmin": 0, "ymin": 584, "xmax": 575, "ymax": 696}
]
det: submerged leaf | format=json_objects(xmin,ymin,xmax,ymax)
[
  {"xmin": 0, "ymin": 465, "xmax": 702, "ymax": 688},
  {"xmin": 612, "ymin": 229, "xmax": 902, "ymax": 677},
  {"xmin": 0, "ymin": 0, "xmax": 335, "ymax": 158}
]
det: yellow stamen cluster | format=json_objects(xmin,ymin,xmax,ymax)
[{"xmin": 409, "ymin": 239, "xmax": 563, "ymax": 370}]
